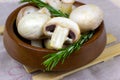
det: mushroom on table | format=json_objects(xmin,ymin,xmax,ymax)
[{"xmin": 43, "ymin": 17, "xmax": 81, "ymax": 50}]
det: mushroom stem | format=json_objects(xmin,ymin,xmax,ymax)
[
  {"xmin": 31, "ymin": 40, "xmax": 43, "ymax": 47},
  {"xmin": 61, "ymin": 0, "xmax": 75, "ymax": 14},
  {"xmin": 44, "ymin": 39, "xmax": 53, "ymax": 49},
  {"xmin": 50, "ymin": 25, "xmax": 69, "ymax": 49},
  {"xmin": 44, "ymin": 39, "xmax": 69, "ymax": 49},
  {"xmin": 61, "ymin": 3, "xmax": 73, "ymax": 14}
]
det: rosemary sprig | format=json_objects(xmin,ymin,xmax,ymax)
[
  {"xmin": 20, "ymin": 0, "xmax": 69, "ymax": 17},
  {"xmin": 43, "ymin": 31, "xmax": 94, "ymax": 71}
]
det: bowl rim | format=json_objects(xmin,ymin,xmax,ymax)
[{"xmin": 5, "ymin": 2, "xmax": 104, "ymax": 53}]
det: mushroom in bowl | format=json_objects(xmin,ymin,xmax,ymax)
[
  {"xmin": 70, "ymin": 4, "xmax": 104, "ymax": 33},
  {"xmin": 16, "ymin": 5, "xmax": 51, "ymax": 47},
  {"xmin": 3, "ymin": 1, "xmax": 106, "ymax": 71},
  {"xmin": 43, "ymin": 17, "xmax": 81, "ymax": 49}
]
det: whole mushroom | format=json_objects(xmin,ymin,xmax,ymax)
[
  {"xmin": 16, "ymin": 6, "xmax": 51, "ymax": 48},
  {"xmin": 70, "ymin": 4, "xmax": 104, "ymax": 33},
  {"xmin": 43, "ymin": 17, "xmax": 81, "ymax": 49},
  {"xmin": 17, "ymin": 12, "xmax": 51, "ymax": 40},
  {"xmin": 16, "ymin": 6, "xmax": 39, "ymax": 25}
]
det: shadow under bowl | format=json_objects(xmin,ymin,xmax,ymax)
[{"xmin": 3, "ymin": 2, "xmax": 106, "ymax": 71}]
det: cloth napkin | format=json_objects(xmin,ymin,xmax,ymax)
[{"xmin": 0, "ymin": 0, "xmax": 120, "ymax": 80}]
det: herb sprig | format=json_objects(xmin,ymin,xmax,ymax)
[
  {"xmin": 20, "ymin": 0, "xmax": 94, "ymax": 71},
  {"xmin": 43, "ymin": 31, "xmax": 94, "ymax": 71},
  {"xmin": 20, "ymin": 0, "xmax": 69, "ymax": 17}
]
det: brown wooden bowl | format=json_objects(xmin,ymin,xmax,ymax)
[{"xmin": 3, "ymin": 2, "xmax": 106, "ymax": 71}]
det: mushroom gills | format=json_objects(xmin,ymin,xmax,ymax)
[
  {"xmin": 43, "ymin": 17, "xmax": 81, "ymax": 50},
  {"xmin": 50, "ymin": 25, "xmax": 69, "ymax": 49},
  {"xmin": 66, "ymin": 30, "xmax": 76, "ymax": 43},
  {"xmin": 45, "ymin": 24, "xmax": 56, "ymax": 36}
]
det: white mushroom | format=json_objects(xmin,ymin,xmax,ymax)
[
  {"xmin": 16, "ymin": 6, "xmax": 41, "ymax": 47},
  {"xmin": 31, "ymin": 40, "xmax": 43, "ymax": 47},
  {"xmin": 43, "ymin": 17, "xmax": 80, "ymax": 50},
  {"xmin": 70, "ymin": 4, "xmax": 104, "ymax": 33},
  {"xmin": 16, "ymin": 6, "xmax": 38, "ymax": 25},
  {"xmin": 46, "ymin": 0, "xmax": 61, "ymax": 10},
  {"xmin": 61, "ymin": 0, "xmax": 75, "ymax": 14},
  {"xmin": 17, "ymin": 12, "xmax": 51, "ymax": 40},
  {"xmin": 16, "ymin": 6, "xmax": 51, "ymax": 47}
]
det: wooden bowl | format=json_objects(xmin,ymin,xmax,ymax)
[{"xmin": 3, "ymin": 2, "xmax": 106, "ymax": 71}]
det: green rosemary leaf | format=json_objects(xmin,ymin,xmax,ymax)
[
  {"xmin": 20, "ymin": 0, "xmax": 69, "ymax": 18},
  {"xmin": 43, "ymin": 31, "xmax": 94, "ymax": 71}
]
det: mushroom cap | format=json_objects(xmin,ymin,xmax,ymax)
[
  {"xmin": 16, "ymin": 6, "xmax": 38, "ymax": 25},
  {"xmin": 18, "ymin": 12, "xmax": 50, "ymax": 40},
  {"xmin": 61, "ymin": 0, "xmax": 75, "ymax": 4},
  {"xmin": 43, "ymin": 17, "xmax": 81, "ymax": 42},
  {"xmin": 70, "ymin": 4, "xmax": 104, "ymax": 33}
]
